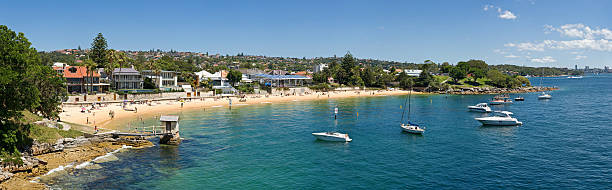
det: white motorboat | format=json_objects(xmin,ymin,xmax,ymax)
[
  {"xmin": 567, "ymin": 76, "xmax": 583, "ymax": 79},
  {"xmin": 468, "ymin": 103, "xmax": 492, "ymax": 112},
  {"xmin": 312, "ymin": 132, "xmax": 352, "ymax": 142},
  {"xmin": 475, "ymin": 111, "xmax": 522, "ymax": 126},
  {"xmin": 400, "ymin": 88, "xmax": 425, "ymax": 134},
  {"xmin": 538, "ymin": 92, "xmax": 552, "ymax": 99}
]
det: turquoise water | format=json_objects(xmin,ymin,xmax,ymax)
[{"xmin": 46, "ymin": 74, "xmax": 611, "ymax": 189}]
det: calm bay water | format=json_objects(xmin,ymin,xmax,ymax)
[{"xmin": 46, "ymin": 74, "xmax": 611, "ymax": 189}]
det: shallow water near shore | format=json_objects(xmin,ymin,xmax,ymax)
[{"xmin": 45, "ymin": 74, "xmax": 612, "ymax": 189}]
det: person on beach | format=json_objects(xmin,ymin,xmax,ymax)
[{"xmin": 135, "ymin": 107, "xmax": 138, "ymax": 113}]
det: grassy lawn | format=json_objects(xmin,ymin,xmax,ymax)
[
  {"xmin": 19, "ymin": 111, "xmax": 85, "ymax": 144},
  {"xmin": 29, "ymin": 124, "xmax": 83, "ymax": 144}
]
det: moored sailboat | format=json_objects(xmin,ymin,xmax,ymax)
[{"xmin": 400, "ymin": 88, "xmax": 425, "ymax": 134}]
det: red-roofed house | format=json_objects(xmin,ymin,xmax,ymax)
[{"xmin": 53, "ymin": 66, "xmax": 109, "ymax": 93}]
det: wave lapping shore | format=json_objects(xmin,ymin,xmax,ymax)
[{"xmin": 0, "ymin": 133, "xmax": 153, "ymax": 189}]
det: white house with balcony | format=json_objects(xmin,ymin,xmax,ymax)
[
  {"xmin": 112, "ymin": 68, "xmax": 143, "ymax": 90},
  {"xmin": 141, "ymin": 70, "xmax": 179, "ymax": 90}
]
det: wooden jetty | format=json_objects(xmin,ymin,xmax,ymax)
[{"xmin": 112, "ymin": 115, "xmax": 181, "ymax": 145}]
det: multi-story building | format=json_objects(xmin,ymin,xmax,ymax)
[
  {"xmin": 140, "ymin": 70, "xmax": 179, "ymax": 89},
  {"xmin": 53, "ymin": 66, "xmax": 109, "ymax": 93},
  {"xmin": 313, "ymin": 63, "xmax": 328, "ymax": 73},
  {"xmin": 112, "ymin": 68, "xmax": 143, "ymax": 90}
]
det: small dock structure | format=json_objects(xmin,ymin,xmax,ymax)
[
  {"xmin": 112, "ymin": 115, "xmax": 181, "ymax": 145},
  {"xmin": 159, "ymin": 115, "xmax": 181, "ymax": 145}
]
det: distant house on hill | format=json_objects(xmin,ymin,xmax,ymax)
[
  {"xmin": 53, "ymin": 66, "xmax": 109, "ymax": 93},
  {"xmin": 112, "ymin": 68, "xmax": 143, "ymax": 90},
  {"xmin": 403, "ymin": 69, "xmax": 423, "ymax": 77}
]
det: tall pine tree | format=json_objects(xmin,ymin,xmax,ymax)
[{"xmin": 90, "ymin": 33, "xmax": 108, "ymax": 68}]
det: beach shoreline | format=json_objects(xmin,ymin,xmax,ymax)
[
  {"xmin": 58, "ymin": 87, "xmax": 557, "ymax": 132},
  {"xmin": 59, "ymin": 90, "xmax": 423, "ymax": 131}
]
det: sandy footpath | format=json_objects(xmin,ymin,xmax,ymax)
[{"xmin": 59, "ymin": 90, "xmax": 421, "ymax": 131}]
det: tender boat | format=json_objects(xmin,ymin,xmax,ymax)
[
  {"xmin": 538, "ymin": 92, "xmax": 552, "ymax": 99},
  {"xmin": 489, "ymin": 95, "xmax": 513, "ymax": 105},
  {"xmin": 514, "ymin": 97, "xmax": 524, "ymax": 101},
  {"xmin": 468, "ymin": 103, "xmax": 492, "ymax": 112},
  {"xmin": 399, "ymin": 88, "xmax": 425, "ymax": 135},
  {"xmin": 475, "ymin": 111, "xmax": 522, "ymax": 126},
  {"xmin": 312, "ymin": 132, "xmax": 352, "ymax": 142}
]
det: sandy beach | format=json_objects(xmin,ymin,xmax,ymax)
[{"xmin": 59, "ymin": 90, "xmax": 421, "ymax": 131}]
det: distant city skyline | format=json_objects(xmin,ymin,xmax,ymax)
[{"xmin": 1, "ymin": 0, "xmax": 611, "ymax": 68}]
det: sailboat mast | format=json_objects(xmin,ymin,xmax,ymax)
[
  {"xmin": 400, "ymin": 92, "xmax": 409, "ymax": 124},
  {"xmin": 408, "ymin": 87, "xmax": 412, "ymax": 122}
]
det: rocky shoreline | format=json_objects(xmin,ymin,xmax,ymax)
[
  {"xmin": 433, "ymin": 86, "xmax": 558, "ymax": 95},
  {"xmin": 0, "ymin": 133, "xmax": 153, "ymax": 190}
]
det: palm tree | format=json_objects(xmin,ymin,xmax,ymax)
[{"xmin": 84, "ymin": 59, "xmax": 97, "ymax": 94}]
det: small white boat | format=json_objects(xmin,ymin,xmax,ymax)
[
  {"xmin": 567, "ymin": 76, "xmax": 583, "ymax": 79},
  {"xmin": 468, "ymin": 103, "xmax": 492, "ymax": 112},
  {"xmin": 475, "ymin": 111, "xmax": 522, "ymax": 126},
  {"xmin": 514, "ymin": 97, "xmax": 524, "ymax": 101},
  {"xmin": 401, "ymin": 123, "xmax": 425, "ymax": 134},
  {"xmin": 538, "ymin": 92, "xmax": 552, "ymax": 99},
  {"xmin": 312, "ymin": 132, "xmax": 352, "ymax": 142}
]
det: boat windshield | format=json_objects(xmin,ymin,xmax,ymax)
[{"xmin": 493, "ymin": 112, "xmax": 511, "ymax": 117}]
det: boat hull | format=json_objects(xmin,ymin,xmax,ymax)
[
  {"xmin": 475, "ymin": 119, "xmax": 522, "ymax": 126},
  {"xmin": 312, "ymin": 132, "xmax": 352, "ymax": 142},
  {"xmin": 401, "ymin": 125, "xmax": 424, "ymax": 134},
  {"xmin": 538, "ymin": 95, "xmax": 551, "ymax": 99},
  {"xmin": 468, "ymin": 107, "xmax": 490, "ymax": 112}
]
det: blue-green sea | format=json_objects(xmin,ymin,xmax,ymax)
[{"xmin": 45, "ymin": 74, "xmax": 611, "ymax": 189}]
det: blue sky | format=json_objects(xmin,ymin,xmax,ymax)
[{"xmin": 1, "ymin": 0, "xmax": 611, "ymax": 68}]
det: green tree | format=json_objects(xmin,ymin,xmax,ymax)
[
  {"xmin": 450, "ymin": 67, "xmax": 466, "ymax": 82},
  {"xmin": 227, "ymin": 70, "xmax": 242, "ymax": 86},
  {"xmin": 440, "ymin": 62, "xmax": 452, "ymax": 73},
  {"xmin": 312, "ymin": 72, "xmax": 327, "ymax": 84},
  {"xmin": 0, "ymin": 25, "xmax": 67, "ymax": 156},
  {"xmin": 339, "ymin": 52, "xmax": 356, "ymax": 85},
  {"xmin": 83, "ymin": 59, "xmax": 97, "ymax": 94},
  {"xmin": 416, "ymin": 70, "xmax": 433, "ymax": 88},
  {"xmin": 469, "ymin": 67, "xmax": 486, "ymax": 82},
  {"xmin": 515, "ymin": 75, "xmax": 531, "ymax": 87},
  {"xmin": 486, "ymin": 69, "xmax": 506, "ymax": 88},
  {"xmin": 90, "ymin": 33, "xmax": 108, "ymax": 68},
  {"xmin": 143, "ymin": 77, "xmax": 156, "ymax": 89}
]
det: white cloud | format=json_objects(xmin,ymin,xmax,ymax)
[
  {"xmin": 483, "ymin": 5, "xmax": 517, "ymax": 20},
  {"xmin": 506, "ymin": 24, "xmax": 612, "ymax": 52},
  {"xmin": 498, "ymin": 10, "xmax": 517, "ymax": 20},
  {"xmin": 530, "ymin": 56, "xmax": 556, "ymax": 63},
  {"xmin": 575, "ymin": 55, "xmax": 587, "ymax": 60},
  {"xmin": 504, "ymin": 54, "xmax": 519, "ymax": 58},
  {"xmin": 547, "ymin": 24, "xmax": 612, "ymax": 40},
  {"xmin": 504, "ymin": 42, "xmax": 545, "ymax": 51}
]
